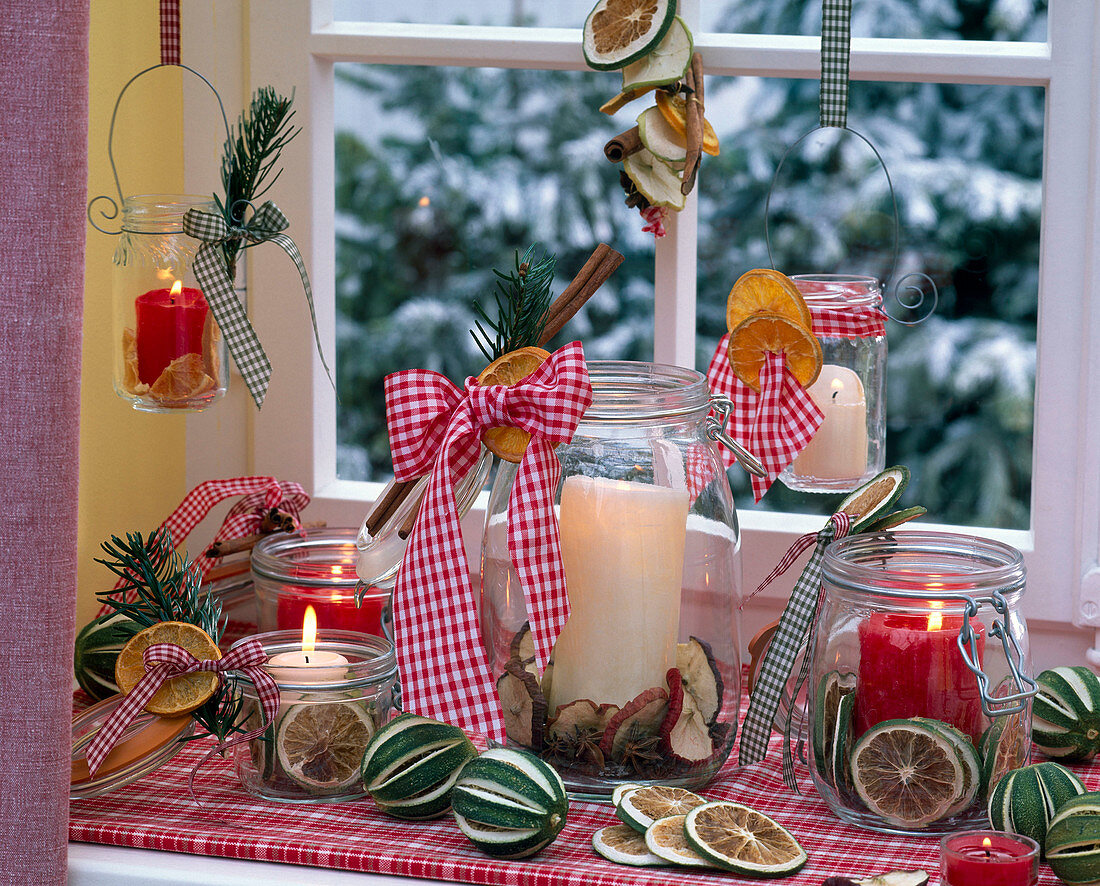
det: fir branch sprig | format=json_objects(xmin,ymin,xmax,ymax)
[
  {"xmin": 471, "ymin": 244, "xmax": 556, "ymax": 363},
  {"xmin": 95, "ymin": 529, "xmax": 223, "ymax": 642},
  {"xmin": 216, "ymin": 86, "xmax": 301, "ymax": 279},
  {"xmin": 95, "ymin": 530, "xmax": 249, "ymax": 743}
]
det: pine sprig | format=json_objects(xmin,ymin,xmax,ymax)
[
  {"xmin": 95, "ymin": 529, "xmax": 223, "ymax": 642},
  {"xmin": 216, "ymin": 86, "xmax": 301, "ymax": 278},
  {"xmin": 95, "ymin": 530, "xmax": 249, "ymax": 743},
  {"xmin": 471, "ymin": 245, "xmax": 556, "ymax": 363}
]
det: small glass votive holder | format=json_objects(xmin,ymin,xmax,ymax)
[
  {"xmin": 940, "ymin": 830, "xmax": 1039, "ymax": 886},
  {"xmin": 230, "ymin": 629, "xmax": 397, "ymax": 803},
  {"xmin": 252, "ymin": 528, "xmax": 392, "ymax": 640}
]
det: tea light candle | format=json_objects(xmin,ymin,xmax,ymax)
[
  {"xmin": 548, "ymin": 476, "xmax": 689, "ymax": 712},
  {"xmin": 266, "ymin": 605, "xmax": 349, "ymax": 683},
  {"xmin": 791, "ymin": 364, "xmax": 868, "ymax": 481},
  {"xmin": 941, "ymin": 830, "xmax": 1038, "ymax": 886}
]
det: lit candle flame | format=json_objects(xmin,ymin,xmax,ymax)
[
  {"xmin": 302, "ymin": 604, "xmax": 318, "ymax": 654},
  {"xmin": 983, "ymin": 837, "xmax": 992, "ymax": 849},
  {"xmin": 169, "ymin": 280, "xmax": 182, "ymax": 303},
  {"xmin": 928, "ymin": 600, "xmax": 944, "ymax": 632},
  {"xmin": 830, "ymin": 376, "xmax": 843, "ymax": 401},
  {"xmin": 418, "ymin": 195, "xmax": 430, "ymax": 207}
]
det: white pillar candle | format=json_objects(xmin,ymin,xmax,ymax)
[
  {"xmin": 791, "ymin": 364, "xmax": 868, "ymax": 482},
  {"xmin": 548, "ymin": 476, "xmax": 689, "ymax": 714}
]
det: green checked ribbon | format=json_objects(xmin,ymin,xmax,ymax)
[
  {"xmin": 739, "ymin": 511, "xmax": 853, "ymax": 789},
  {"xmin": 820, "ymin": 0, "xmax": 852, "ymax": 127},
  {"xmin": 183, "ymin": 201, "xmax": 334, "ymax": 408}
]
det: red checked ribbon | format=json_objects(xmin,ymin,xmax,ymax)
[
  {"xmin": 705, "ymin": 302, "xmax": 886, "ymax": 500},
  {"xmin": 84, "ymin": 638, "xmax": 279, "ymax": 778},
  {"xmin": 159, "ymin": 0, "xmax": 181, "ymax": 66},
  {"xmin": 384, "ymin": 341, "xmax": 593, "ymax": 742},
  {"xmin": 98, "ymin": 477, "xmax": 309, "ymax": 615}
]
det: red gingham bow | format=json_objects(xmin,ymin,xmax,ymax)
[
  {"xmin": 706, "ymin": 345, "xmax": 824, "ymax": 501},
  {"xmin": 384, "ymin": 341, "xmax": 593, "ymax": 742},
  {"xmin": 84, "ymin": 638, "xmax": 279, "ymax": 777}
]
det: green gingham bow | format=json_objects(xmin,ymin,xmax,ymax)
[
  {"xmin": 739, "ymin": 511, "xmax": 852, "ymax": 788},
  {"xmin": 183, "ymin": 202, "xmax": 333, "ymax": 408},
  {"xmin": 820, "ymin": 0, "xmax": 852, "ymax": 127}
]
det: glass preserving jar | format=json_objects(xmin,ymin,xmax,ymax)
[
  {"xmin": 112, "ymin": 194, "xmax": 228, "ymax": 412},
  {"xmin": 231, "ymin": 629, "xmax": 398, "ymax": 803},
  {"xmin": 811, "ymin": 531, "xmax": 1035, "ymax": 835},
  {"xmin": 481, "ymin": 361, "xmax": 743, "ymax": 799},
  {"xmin": 253, "ymin": 528, "xmax": 392, "ymax": 641},
  {"xmin": 780, "ymin": 275, "xmax": 887, "ymax": 493}
]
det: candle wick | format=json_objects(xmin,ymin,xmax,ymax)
[
  {"xmin": 832, "ymin": 390, "xmax": 839, "ymax": 401},
  {"xmin": 305, "ymin": 654, "xmax": 310, "ymax": 664}
]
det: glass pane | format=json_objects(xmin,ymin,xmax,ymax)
[
  {"xmin": 334, "ymin": 64, "xmax": 656, "ymax": 482},
  {"xmin": 702, "ymin": 0, "xmax": 1047, "ymax": 41},
  {"xmin": 698, "ymin": 76, "xmax": 1042, "ymax": 530},
  {"xmin": 333, "ymin": 0, "xmax": 595, "ymax": 27}
]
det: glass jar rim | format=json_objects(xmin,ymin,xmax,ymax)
[
  {"xmin": 790, "ymin": 274, "xmax": 883, "ymax": 309},
  {"xmin": 581, "ymin": 360, "xmax": 711, "ymax": 422},
  {"xmin": 230, "ymin": 628, "xmax": 397, "ymax": 690},
  {"xmin": 121, "ymin": 194, "xmax": 216, "ymax": 232},
  {"xmin": 251, "ymin": 527, "xmax": 362, "ymax": 586},
  {"xmin": 822, "ymin": 530, "xmax": 1025, "ymax": 603}
]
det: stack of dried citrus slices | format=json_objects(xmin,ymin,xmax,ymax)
[
  {"xmin": 582, "ymin": 0, "xmax": 719, "ymax": 210},
  {"xmin": 725, "ymin": 268, "xmax": 822, "ymax": 392}
]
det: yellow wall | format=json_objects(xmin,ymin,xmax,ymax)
[{"xmin": 79, "ymin": 3, "xmax": 188, "ymax": 628}]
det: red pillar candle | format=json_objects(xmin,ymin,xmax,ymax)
[
  {"xmin": 134, "ymin": 280, "xmax": 208, "ymax": 384},
  {"xmin": 855, "ymin": 607, "xmax": 987, "ymax": 743},
  {"xmin": 941, "ymin": 830, "xmax": 1038, "ymax": 886},
  {"xmin": 274, "ymin": 566, "xmax": 388, "ymax": 637}
]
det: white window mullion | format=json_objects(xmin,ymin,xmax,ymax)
[{"xmin": 653, "ymin": 201, "xmax": 698, "ymax": 367}]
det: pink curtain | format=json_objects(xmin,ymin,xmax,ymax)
[{"xmin": 0, "ymin": 2, "xmax": 89, "ymax": 883}]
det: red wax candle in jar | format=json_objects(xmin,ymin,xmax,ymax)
[
  {"xmin": 134, "ymin": 280, "xmax": 208, "ymax": 384},
  {"xmin": 855, "ymin": 605, "xmax": 987, "ymax": 744},
  {"xmin": 274, "ymin": 565, "xmax": 388, "ymax": 637},
  {"xmin": 941, "ymin": 830, "xmax": 1038, "ymax": 886}
]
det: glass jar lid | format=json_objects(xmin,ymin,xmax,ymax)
[
  {"xmin": 71, "ymin": 694, "xmax": 194, "ymax": 799},
  {"xmin": 251, "ymin": 527, "xmax": 361, "ymax": 587},
  {"xmin": 790, "ymin": 274, "xmax": 883, "ymax": 310},
  {"xmin": 822, "ymin": 530, "xmax": 1026, "ymax": 604},
  {"xmin": 582, "ymin": 361, "xmax": 711, "ymax": 422}
]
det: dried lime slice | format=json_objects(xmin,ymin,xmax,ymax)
[
  {"xmin": 849, "ymin": 718, "xmax": 964, "ymax": 827},
  {"xmin": 644, "ymin": 814, "xmax": 715, "ymax": 867},
  {"xmin": 622, "ymin": 147, "xmax": 686, "ymax": 210},
  {"xmin": 913, "ymin": 717, "xmax": 982, "ymax": 816},
  {"xmin": 836, "ymin": 466, "xmax": 910, "ymax": 532},
  {"xmin": 812, "ymin": 670, "xmax": 857, "ymax": 785},
  {"xmin": 276, "ymin": 701, "xmax": 376, "ymax": 793},
  {"xmin": 616, "ymin": 784, "xmax": 706, "ymax": 833},
  {"xmin": 683, "ymin": 801, "xmax": 808, "ymax": 876},
  {"xmin": 592, "ymin": 823, "xmax": 662, "ymax": 866},
  {"xmin": 621, "ymin": 15, "xmax": 692, "ymax": 91},
  {"xmin": 582, "ymin": 0, "xmax": 677, "ymax": 71}
]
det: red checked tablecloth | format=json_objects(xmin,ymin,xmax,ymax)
[{"xmin": 70, "ymin": 678, "xmax": 1090, "ymax": 885}]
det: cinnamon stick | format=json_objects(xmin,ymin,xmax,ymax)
[
  {"xmin": 364, "ymin": 477, "xmax": 419, "ymax": 536},
  {"xmin": 203, "ymin": 519, "xmax": 326, "ymax": 558},
  {"xmin": 681, "ymin": 52, "xmax": 705, "ymax": 196},
  {"xmin": 384, "ymin": 243, "xmax": 625, "ymax": 542},
  {"xmin": 604, "ymin": 126, "xmax": 644, "ymax": 163}
]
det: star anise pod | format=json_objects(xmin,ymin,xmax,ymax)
[{"xmin": 617, "ymin": 725, "xmax": 663, "ymax": 773}]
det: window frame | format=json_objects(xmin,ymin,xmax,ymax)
[{"xmin": 189, "ymin": 0, "xmax": 1100, "ymax": 649}]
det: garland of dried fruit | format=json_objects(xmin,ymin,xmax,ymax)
[{"xmin": 582, "ymin": 1, "xmax": 719, "ymax": 236}]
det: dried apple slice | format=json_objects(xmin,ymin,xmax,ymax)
[
  {"xmin": 676, "ymin": 636, "xmax": 723, "ymax": 726},
  {"xmin": 662, "ymin": 669, "xmax": 713, "ymax": 764},
  {"xmin": 497, "ymin": 659, "xmax": 547, "ymax": 750},
  {"xmin": 600, "ymin": 686, "xmax": 669, "ymax": 759},
  {"xmin": 510, "ymin": 622, "xmax": 535, "ymax": 663}
]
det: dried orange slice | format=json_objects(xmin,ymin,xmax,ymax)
[
  {"xmin": 654, "ymin": 91, "xmax": 719, "ymax": 156},
  {"xmin": 476, "ymin": 346, "xmax": 551, "ymax": 463},
  {"xmin": 115, "ymin": 621, "xmax": 221, "ymax": 716},
  {"xmin": 726, "ymin": 268, "xmax": 812, "ymax": 334},
  {"xmin": 149, "ymin": 352, "xmax": 216, "ymax": 403},
  {"xmin": 727, "ymin": 313, "xmax": 823, "ymax": 392}
]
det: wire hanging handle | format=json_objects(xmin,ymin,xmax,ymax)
[
  {"xmin": 763, "ymin": 126, "xmax": 937, "ymax": 327},
  {"xmin": 87, "ymin": 63, "xmax": 231, "ymax": 235}
]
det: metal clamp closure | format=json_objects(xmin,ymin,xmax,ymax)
[
  {"xmin": 705, "ymin": 396, "xmax": 767, "ymax": 478},
  {"xmin": 957, "ymin": 591, "xmax": 1038, "ymax": 717}
]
